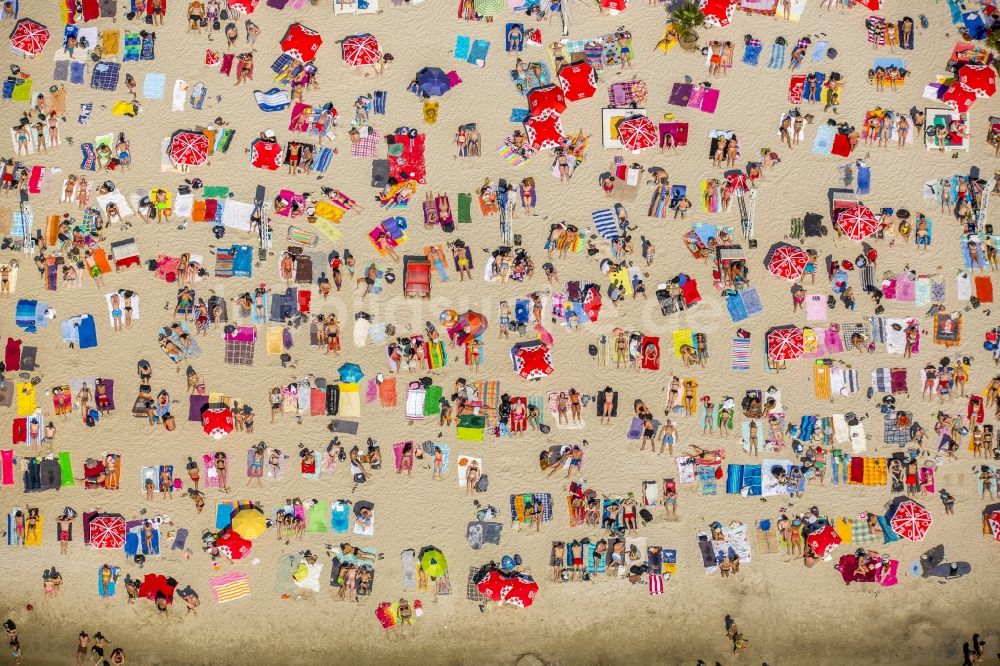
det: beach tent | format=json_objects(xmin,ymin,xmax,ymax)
[
  {"xmin": 526, "ymin": 84, "xmax": 566, "ymax": 116},
  {"xmin": 250, "ymin": 138, "xmax": 284, "ymax": 170}
]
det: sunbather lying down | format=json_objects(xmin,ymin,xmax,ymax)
[{"xmin": 685, "ymin": 445, "xmax": 725, "ymax": 464}]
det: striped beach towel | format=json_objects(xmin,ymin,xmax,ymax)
[
  {"xmin": 211, "ymin": 572, "xmax": 250, "ymax": 603},
  {"xmin": 496, "ymin": 143, "xmax": 527, "ymax": 166},
  {"xmin": 351, "ymin": 128, "xmax": 381, "ymax": 158},
  {"xmin": 731, "ymin": 337, "xmax": 750, "ymax": 371},
  {"xmin": 592, "ymin": 208, "xmax": 619, "ymax": 240},
  {"xmin": 253, "ymin": 88, "xmax": 291, "ymax": 112}
]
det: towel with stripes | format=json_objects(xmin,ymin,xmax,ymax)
[
  {"xmin": 210, "ymin": 572, "xmax": 250, "ymax": 603},
  {"xmin": 731, "ymin": 337, "xmax": 750, "ymax": 371},
  {"xmin": 253, "ymin": 88, "xmax": 291, "ymax": 112},
  {"xmin": 592, "ymin": 208, "xmax": 620, "ymax": 240}
]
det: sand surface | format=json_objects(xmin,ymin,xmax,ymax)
[{"xmin": 1, "ymin": 0, "xmax": 999, "ymax": 664}]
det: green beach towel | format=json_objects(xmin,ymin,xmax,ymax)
[
  {"xmin": 307, "ymin": 500, "xmax": 330, "ymax": 533},
  {"xmin": 424, "ymin": 385, "xmax": 443, "ymax": 415},
  {"xmin": 457, "ymin": 193, "xmax": 472, "ymax": 224},
  {"xmin": 58, "ymin": 452, "xmax": 75, "ymax": 487}
]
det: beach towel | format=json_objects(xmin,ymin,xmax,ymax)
[
  {"xmin": 767, "ymin": 41, "xmax": 786, "ymax": 69},
  {"xmin": 211, "ymin": 572, "xmax": 250, "ymax": 604},
  {"xmin": 731, "ymin": 337, "xmax": 751, "ymax": 371}
]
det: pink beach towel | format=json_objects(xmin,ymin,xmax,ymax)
[
  {"xmin": 896, "ymin": 273, "xmax": 916, "ymax": 301},
  {"xmin": 202, "ymin": 454, "xmax": 220, "ymax": 489},
  {"xmin": 1, "ymin": 449, "xmax": 13, "ymax": 485},
  {"xmin": 878, "ymin": 559, "xmax": 899, "ymax": 587},
  {"xmin": 700, "ymin": 88, "xmax": 719, "ymax": 114},
  {"xmin": 805, "ymin": 294, "xmax": 827, "ymax": 321}
]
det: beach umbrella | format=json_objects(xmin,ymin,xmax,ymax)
[
  {"xmin": 836, "ymin": 205, "xmax": 878, "ymax": 241},
  {"xmin": 511, "ymin": 340, "xmax": 554, "ymax": 380},
  {"xmin": 342, "ymin": 33, "xmax": 381, "ymax": 67},
  {"xmin": 9, "ymin": 18, "xmax": 49, "ymax": 56},
  {"xmin": 526, "ymin": 84, "xmax": 567, "ymax": 116},
  {"xmin": 805, "ymin": 524, "xmax": 842, "ymax": 558},
  {"xmin": 168, "ymin": 130, "xmax": 209, "ymax": 167},
  {"xmin": 231, "ymin": 506, "xmax": 267, "ymax": 540},
  {"xmin": 250, "ymin": 138, "xmax": 284, "ymax": 170},
  {"xmin": 699, "ymin": 0, "xmax": 739, "ymax": 27},
  {"xmin": 281, "ymin": 23, "xmax": 323, "ymax": 63},
  {"xmin": 216, "ymin": 528, "xmax": 252, "ymax": 560},
  {"xmin": 986, "ymin": 510, "xmax": 1000, "ymax": 542},
  {"xmin": 616, "ymin": 115, "xmax": 658, "ymax": 153},
  {"xmin": 523, "ymin": 110, "xmax": 565, "ymax": 151},
  {"xmin": 338, "ymin": 362, "xmax": 364, "ymax": 383},
  {"xmin": 726, "ymin": 172, "xmax": 749, "ymax": 193},
  {"xmin": 476, "ymin": 570, "xmax": 539, "ymax": 608},
  {"xmin": 940, "ymin": 83, "xmax": 977, "ymax": 113},
  {"xmin": 138, "ymin": 573, "xmax": 176, "ymax": 603},
  {"xmin": 887, "ymin": 498, "xmax": 932, "ymax": 541},
  {"xmin": 415, "ymin": 67, "xmax": 452, "ymax": 97},
  {"xmin": 418, "ymin": 546, "xmax": 448, "ymax": 578},
  {"xmin": 454, "ymin": 310, "xmax": 488, "ymax": 337},
  {"xmin": 766, "ymin": 326, "xmax": 804, "ymax": 361},
  {"xmin": 228, "ymin": 0, "xmax": 261, "ymax": 12},
  {"xmin": 558, "ymin": 62, "xmax": 597, "ymax": 101},
  {"xmin": 89, "ymin": 514, "xmax": 126, "ymax": 549},
  {"xmin": 474, "ymin": 0, "xmax": 506, "ymax": 17},
  {"xmin": 765, "ymin": 243, "xmax": 809, "ymax": 281},
  {"xmin": 202, "ymin": 407, "xmax": 234, "ymax": 439},
  {"xmin": 957, "ymin": 64, "xmax": 996, "ymax": 98}
]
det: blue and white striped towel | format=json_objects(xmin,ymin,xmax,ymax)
[
  {"xmin": 253, "ymin": 88, "xmax": 291, "ymax": 112},
  {"xmin": 592, "ymin": 208, "xmax": 619, "ymax": 240}
]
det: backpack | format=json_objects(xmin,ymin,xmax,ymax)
[{"xmin": 475, "ymin": 474, "xmax": 489, "ymax": 493}]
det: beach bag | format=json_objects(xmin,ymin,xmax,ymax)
[
  {"xmin": 475, "ymin": 474, "xmax": 489, "ymax": 493},
  {"xmin": 539, "ymin": 423, "xmax": 551, "ymax": 434},
  {"xmin": 639, "ymin": 508, "xmax": 653, "ymax": 524},
  {"xmin": 164, "ymin": 414, "xmax": 176, "ymax": 431},
  {"xmin": 353, "ymin": 472, "xmax": 367, "ymax": 484}
]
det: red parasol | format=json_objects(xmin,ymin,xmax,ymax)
[
  {"xmin": 558, "ymin": 62, "xmax": 597, "ymax": 101},
  {"xmin": 476, "ymin": 570, "xmax": 539, "ymax": 608},
  {"xmin": 766, "ymin": 326, "xmax": 804, "ymax": 361},
  {"xmin": 9, "ymin": 18, "xmax": 50, "ymax": 56},
  {"xmin": 227, "ymin": 0, "xmax": 261, "ymax": 13},
  {"xmin": 280, "ymin": 23, "xmax": 323, "ymax": 63},
  {"xmin": 888, "ymin": 499, "xmax": 932, "ymax": 541},
  {"xmin": 168, "ymin": 130, "xmax": 209, "ymax": 167},
  {"xmin": 726, "ymin": 172, "xmax": 749, "ymax": 193},
  {"xmin": 137, "ymin": 573, "xmax": 176, "ymax": 603},
  {"xmin": 89, "ymin": 514, "xmax": 126, "ymax": 549},
  {"xmin": 202, "ymin": 407, "xmax": 234, "ymax": 439},
  {"xmin": 250, "ymin": 138, "xmax": 284, "ymax": 170},
  {"xmin": 766, "ymin": 243, "xmax": 809, "ymax": 280},
  {"xmin": 940, "ymin": 83, "xmax": 977, "ymax": 113},
  {"xmin": 342, "ymin": 33, "xmax": 381, "ymax": 67},
  {"xmin": 836, "ymin": 205, "xmax": 878, "ymax": 241},
  {"xmin": 526, "ymin": 84, "xmax": 567, "ymax": 116},
  {"xmin": 957, "ymin": 64, "xmax": 996, "ymax": 98},
  {"xmin": 511, "ymin": 341, "xmax": 554, "ymax": 380},
  {"xmin": 853, "ymin": 0, "xmax": 879, "ymax": 8},
  {"xmin": 805, "ymin": 524, "xmax": 842, "ymax": 558},
  {"xmin": 216, "ymin": 528, "xmax": 252, "ymax": 560},
  {"xmin": 523, "ymin": 110, "xmax": 566, "ymax": 151},
  {"xmin": 616, "ymin": 115, "xmax": 657, "ymax": 152},
  {"xmin": 987, "ymin": 511, "xmax": 1000, "ymax": 542},
  {"xmin": 698, "ymin": 0, "xmax": 738, "ymax": 27}
]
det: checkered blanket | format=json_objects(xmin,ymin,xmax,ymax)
[
  {"xmin": 850, "ymin": 519, "xmax": 881, "ymax": 545},
  {"xmin": 224, "ymin": 339, "xmax": 255, "ymax": 366},
  {"xmin": 473, "ymin": 379, "xmax": 500, "ymax": 426},
  {"xmin": 509, "ymin": 492, "xmax": 553, "ymax": 523},
  {"xmin": 842, "ymin": 322, "xmax": 869, "ymax": 350},
  {"xmin": 351, "ymin": 128, "xmax": 380, "ymax": 158},
  {"xmin": 91, "ymin": 61, "xmax": 120, "ymax": 91},
  {"xmin": 466, "ymin": 567, "xmax": 488, "ymax": 602},
  {"xmin": 882, "ymin": 411, "xmax": 911, "ymax": 446}
]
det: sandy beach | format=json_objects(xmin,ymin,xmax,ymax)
[{"xmin": 1, "ymin": 0, "xmax": 999, "ymax": 664}]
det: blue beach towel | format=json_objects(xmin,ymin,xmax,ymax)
[
  {"xmin": 467, "ymin": 40, "xmax": 491, "ymax": 66},
  {"xmin": 856, "ymin": 162, "xmax": 871, "ymax": 196},
  {"xmin": 811, "ymin": 41, "xmax": 829, "ymax": 62},
  {"xmin": 454, "ymin": 35, "xmax": 471, "ymax": 60},
  {"xmin": 742, "ymin": 42, "xmax": 762, "ymax": 66},
  {"xmin": 142, "ymin": 73, "xmax": 165, "ymax": 100},
  {"xmin": 812, "ymin": 124, "xmax": 835, "ymax": 155},
  {"xmin": 767, "ymin": 42, "xmax": 786, "ymax": 70}
]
